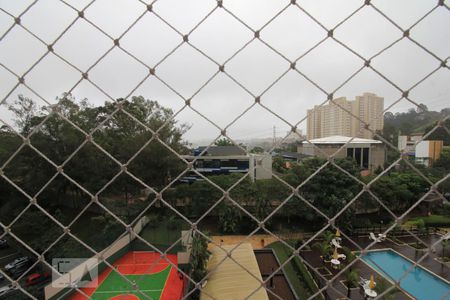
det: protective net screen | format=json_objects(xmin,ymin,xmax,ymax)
[{"xmin": 0, "ymin": 1, "xmax": 449, "ymax": 300}]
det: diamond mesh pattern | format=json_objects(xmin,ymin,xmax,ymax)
[{"xmin": 0, "ymin": 0, "xmax": 449, "ymax": 299}]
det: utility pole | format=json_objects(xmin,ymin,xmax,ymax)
[{"xmin": 273, "ymin": 125, "xmax": 276, "ymax": 147}]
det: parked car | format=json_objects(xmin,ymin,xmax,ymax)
[
  {"xmin": 0, "ymin": 239, "xmax": 7, "ymax": 249},
  {"xmin": 4, "ymin": 256, "xmax": 31, "ymax": 273},
  {"xmin": 0, "ymin": 285, "xmax": 15, "ymax": 299},
  {"xmin": 25, "ymin": 272, "xmax": 50, "ymax": 287}
]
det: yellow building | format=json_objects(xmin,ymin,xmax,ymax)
[{"xmin": 415, "ymin": 140, "xmax": 444, "ymax": 167}]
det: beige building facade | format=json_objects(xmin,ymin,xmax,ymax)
[
  {"xmin": 307, "ymin": 93, "xmax": 384, "ymax": 140},
  {"xmin": 300, "ymin": 136, "xmax": 385, "ymax": 172}
]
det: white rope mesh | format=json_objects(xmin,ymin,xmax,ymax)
[{"xmin": 0, "ymin": 0, "xmax": 449, "ymax": 299}]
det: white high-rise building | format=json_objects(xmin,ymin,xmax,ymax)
[{"xmin": 306, "ymin": 93, "xmax": 384, "ymax": 140}]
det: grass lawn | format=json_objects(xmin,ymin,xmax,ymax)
[
  {"xmin": 91, "ymin": 266, "xmax": 171, "ymax": 300},
  {"xmin": 136, "ymin": 216, "xmax": 190, "ymax": 251},
  {"xmin": 267, "ymin": 242, "xmax": 321, "ymax": 300},
  {"xmin": 405, "ymin": 215, "xmax": 450, "ymax": 228}
]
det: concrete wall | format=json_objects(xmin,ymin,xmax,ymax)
[
  {"xmin": 398, "ymin": 136, "xmax": 408, "ymax": 151},
  {"xmin": 370, "ymin": 144, "xmax": 385, "ymax": 170},
  {"xmin": 250, "ymin": 154, "xmax": 272, "ymax": 181},
  {"xmin": 416, "ymin": 140, "xmax": 429, "ymax": 159},
  {"xmin": 301, "ymin": 144, "xmax": 346, "ymax": 158},
  {"xmin": 45, "ymin": 216, "xmax": 149, "ymax": 300},
  {"xmin": 415, "ymin": 140, "xmax": 443, "ymax": 167},
  {"xmin": 301, "ymin": 143, "xmax": 385, "ymax": 171}
]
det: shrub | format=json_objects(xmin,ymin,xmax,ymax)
[
  {"xmin": 408, "ymin": 215, "xmax": 450, "ymax": 228},
  {"xmin": 146, "ymin": 214, "xmax": 159, "ymax": 228},
  {"xmin": 166, "ymin": 215, "xmax": 179, "ymax": 230}
]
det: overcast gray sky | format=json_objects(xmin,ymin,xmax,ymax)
[{"xmin": 0, "ymin": 0, "xmax": 449, "ymax": 144}]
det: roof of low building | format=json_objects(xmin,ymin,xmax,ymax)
[
  {"xmin": 303, "ymin": 135, "xmax": 382, "ymax": 144},
  {"xmin": 200, "ymin": 243, "xmax": 269, "ymax": 300},
  {"xmin": 273, "ymin": 151, "xmax": 313, "ymax": 159},
  {"xmin": 196, "ymin": 145, "xmax": 247, "ymax": 156}
]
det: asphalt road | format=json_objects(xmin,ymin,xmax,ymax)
[{"xmin": 0, "ymin": 247, "xmax": 21, "ymax": 289}]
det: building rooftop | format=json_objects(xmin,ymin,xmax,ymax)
[
  {"xmin": 303, "ymin": 135, "xmax": 382, "ymax": 144},
  {"xmin": 195, "ymin": 145, "xmax": 247, "ymax": 156},
  {"xmin": 200, "ymin": 243, "xmax": 269, "ymax": 300}
]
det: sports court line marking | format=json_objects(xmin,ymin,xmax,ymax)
[
  {"xmin": 160, "ymin": 266, "xmax": 171, "ymax": 299},
  {"xmin": 94, "ymin": 289, "xmax": 163, "ymax": 293},
  {"xmin": 118, "ymin": 267, "xmax": 170, "ymax": 276},
  {"xmin": 115, "ymin": 263, "xmax": 170, "ymax": 266}
]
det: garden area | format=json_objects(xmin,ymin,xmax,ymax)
[
  {"xmin": 132, "ymin": 214, "xmax": 190, "ymax": 253},
  {"xmin": 266, "ymin": 241, "xmax": 322, "ymax": 300}
]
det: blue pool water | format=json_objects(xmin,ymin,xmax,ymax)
[{"xmin": 361, "ymin": 250, "xmax": 450, "ymax": 300}]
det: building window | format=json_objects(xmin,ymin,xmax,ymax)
[
  {"xmin": 355, "ymin": 148, "xmax": 361, "ymax": 166},
  {"xmin": 347, "ymin": 148, "xmax": 353, "ymax": 157},
  {"xmin": 362, "ymin": 148, "xmax": 369, "ymax": 169},
  {"xmin": 346, "ymin": 147, "xmax": 370, "ymax": 169}
]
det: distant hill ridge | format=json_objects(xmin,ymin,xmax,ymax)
[{"xmin": 382, "ymin": 106, "xmax": 450, "ymax": 146}]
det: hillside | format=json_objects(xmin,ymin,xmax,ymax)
[{"xmin": 382, "ymin": 106, "xmax": 450, "ymax": 146}]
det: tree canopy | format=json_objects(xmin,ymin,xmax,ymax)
[{"xmin": 0, "ymin": 94, "xmax": 190, "ymax": 259}]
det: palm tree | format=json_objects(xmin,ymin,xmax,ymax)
[
  {"xmin": 190, "ymin": 232, "xmax": 211, "ymax": 283},
  {"xmin": 345, "ymin": 270, "xmax": 359, "ymax": 298},
  {"xmin": 342, "ymin": 246, "xmax": 356, "ymax": 272},
  {"xmin": 219, "ymin": 204, "xmax": 242, "ymax": 233},
  {"xmin": 312, "ymin": 241, "xmax": 332, "ymax": 261},
  {"xmin": 322, "ymin": 230, "xmax": 335, "ymax": 244},
  {"xmin": 255, "ymin": 196, "xmax": 271, "ymax": 226}
]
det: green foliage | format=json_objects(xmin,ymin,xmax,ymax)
[
  {"xmin": 288, "ymin": 158, "xmax": 361, "ymax": 228},
  {"xmin": 416, "ymin": 218, "xmax": 426, "ymax": 229},
  {"xmin": 7, "ymin": 94, "xmax": 39, "ymax": 134},
  {"xmin": 267, "ymin": 241, "xmax": 321, "ymax": 300},
  {"xmin": 218, "ymin": 204, "xmax": 242, "ymax": 233},
  {"xmin": 407, "ymin": 215, "xmax": 450, "ymax": 227},
  {"xmin": 371, "ymin": 171, "xmax": 428, "ymax": 212},
  {"xmin": 341, "ymin": 246, "xmax": 356, "ymax": 263},
  {"xmin": 424, "ymin": 118, "xmax": 450, "ymax": 146},
  {"xmin": 441, "ymin": 239, "xmax": 449, "ymax": 258},
  {"xmin": 166, "ymin": 179, "xmax": 222, "ymax": 218},
  {"xmin": 322, "ymin": 231, "xmax": 335, "ymax": 244},
  {"xmin": 169, "ymin": 157, "xmax": 364, "ymax": 231},
  {"xmin": 90, "ymin": 214, "xmax": 124, "ymax": 247},
  {"xmin": 381, "ymin": 107, "xmax": 449, "ymax": 146},
  {"xmin": 166, "ymin": 215, "xmax": 179, "ymax": 230},
  {"xmin": 133, "ymin": 215, "xmax": 188, "ymax": 253},
  {"xmin": 345, "ymin": 269, "xmax": 359, "ymax": 288},
  {"xmin": 11, "ymin": 209, "xmax": 62, "ymax": 253},
  {"xmin": 272, "ymin": 156, "xmax": 286, "ymax": 173},
  {"xmin": 146, "ymin": 214, "xmax": 159, "ymax": 228},
  {"xmin": 312, "ymin": 241, "xmax": 332, "ymax": 259},
  {"xmin": 250, "ymin": 146, "xmax": 264, "ymax": 153},
  {"xmin": 190, "ymin": 232, "xmax": 210, "ymax": 299},
  {"xmin": 434, "ymin": 148, "xmax": 450, "ymax": 171},
  {"xmin": 214, "ymin": 138, "xmax": 233, "ymax": 146},
  {"xmin": 0, "ymin": 94, "xmax": 189, "ymax": 261}
]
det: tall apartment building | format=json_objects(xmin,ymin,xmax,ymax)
[{"xmin": 306, "ymin": 93, "xmax": 384, "ymax": 139}]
